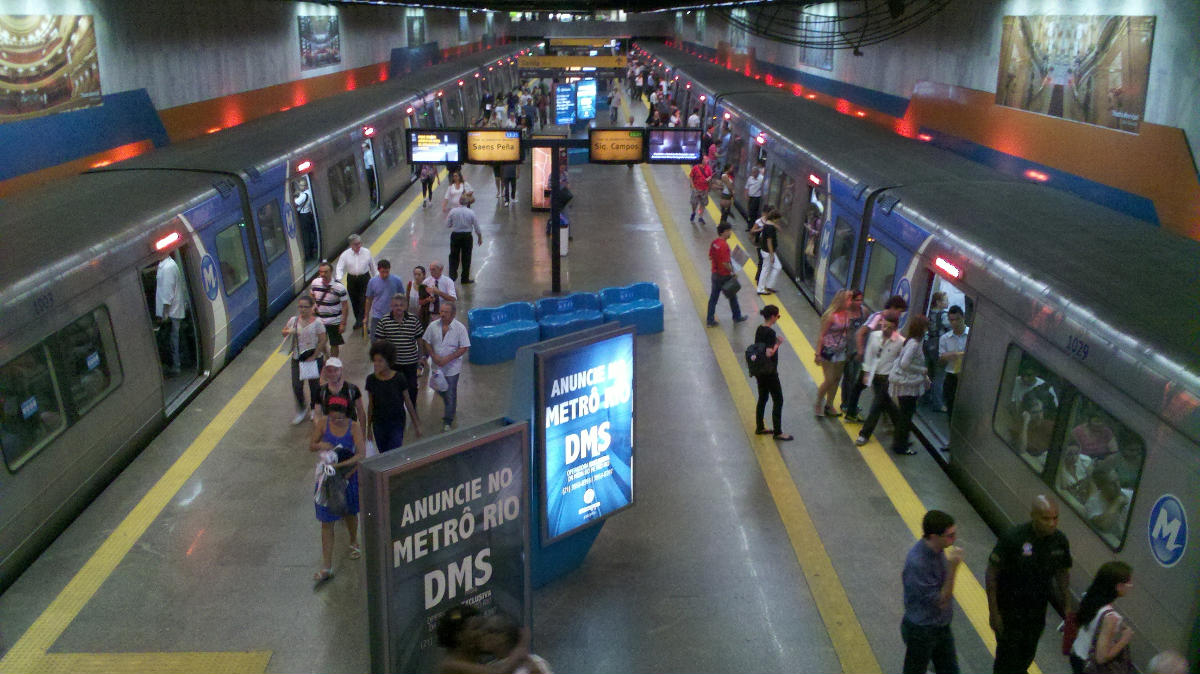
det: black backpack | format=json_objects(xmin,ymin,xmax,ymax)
[{"xmin": 745, "ymin": 342, "xmax": 776, "ymax": 377}]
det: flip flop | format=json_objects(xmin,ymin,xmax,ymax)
[
  {"xmin": 348, "ymin": 544, "xmax": 362, "ymax": 560},
  {"xmin": 773, "ymin": 433, "xmax": 794, "ymax": 441},
  {"xmin": 755, "ymin": 428, "xmax": 774, "ymax": 435},
  {"xmin": 313, "ymin": 568, "xmax": 333, "ymax": 582}
]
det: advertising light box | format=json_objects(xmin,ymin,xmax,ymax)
[
  {"xmin": 554, "ymin": 83, "xmax": 576, "ymax": 126},
  {"xmin": 406, "ymin": 129, "xmax": 463, "ymax": 164},
  {"xmin": 645, "ymin": 128, "xmax": 703, "ymax": 164},
  {"xmin": 589, "ymin": 128, "xmax": 644, "ymax": 164},
  {"xmin": 465, "ymin": 129, "xmax": 523, "ymax": 164},
  {"xmin": 576, "ymin": 78, "xmax": 597, "ymax": 120},
  {"xmin": 536, "ymin": 328, "xmax": 635, "ymax": 544}
]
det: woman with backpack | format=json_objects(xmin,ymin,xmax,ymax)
[{"xmin": 752, "ymin": 305, "xmax": 793, "ymax": 441}]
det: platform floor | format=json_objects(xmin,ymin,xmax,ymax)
[{"xmin": 0, "ymin": 106, "xmax": 1068, "ymax": 673}]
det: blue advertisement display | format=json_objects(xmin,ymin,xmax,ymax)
[
  {"xmin": 537, "ymin": 330, "xmax": 634, "ymax": 543},
  {"xmin": 554, "ymin": 83, "xmax": 576, "ymax": 126},
  {"xmin": 576, "ymin": 78, "xmax": 597, "ymax": 120}
]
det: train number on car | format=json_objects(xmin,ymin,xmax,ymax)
[
  {"xmin": 1066, "ymin": 335, "xmax": 1090, "ymax": 360},
  {"xmin": 32, "ymin": 291, "xmax": 54, "ymax": 316}
]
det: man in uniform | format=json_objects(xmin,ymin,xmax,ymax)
[{"xmin": 986, "ymin": 495, "xmax": 1072, "ymax": 674}]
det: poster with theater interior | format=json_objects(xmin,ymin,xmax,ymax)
[
  {"xmin": 995, "ymin": 15, "xmax": 1155, "ymax": 133},
  {"xmin": 298, "ymin": 15, "xmax": 341, "ymax": 71},
  {"xmin": 0, "ymin": 15, "xmax": 101, "ymax": 123}
]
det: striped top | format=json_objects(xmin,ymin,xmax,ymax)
[
  {"xmin": 373, "ymin": 312, "xmax": 424, "ymax": 366},
  {"xmin": 309, "ymin": 278, "xmax": 348, "ymax": 325}
]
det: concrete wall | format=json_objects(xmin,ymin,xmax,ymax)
[
  {"xmin": 673, "ymin": 1, "xmax": 1200, "ymax": 167},
  {"xmin": 0, "ymin": 0, "xmax": 508, "ymax": 110}
]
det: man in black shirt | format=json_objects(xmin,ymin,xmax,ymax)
[{"xmin": 986, "ymin": 496, "xmax": 1072, "ymax": 674}]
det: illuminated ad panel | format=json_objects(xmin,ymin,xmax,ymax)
[
  {"xmin": 589, "ymin": 128, "xmax": 644, "ymax": 164},
  {"xmin": 536, "ymin": 329, "xmax": 634, "ymax": 544},
  {"xmin": 554, "ymin": 83, "xmax": 575, "ymax": 126},
  {"xmin": 575, "ymin": 78, "xmax": 596, "ymax": 120},
  {"xmin": 465, "ymin": 129, "xmax": 522, "ymax": 164},
  {"xmin": 645, "ymin": 128, "xmax": 702, "ymax": 164},
  {"xmin": 406, "ymin": 129, "xmax": 462, "ymax": 164}
]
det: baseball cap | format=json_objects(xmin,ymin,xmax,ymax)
[{"xmin": 326, "ymin": 357, "xmax": 344, "ymax": 369}]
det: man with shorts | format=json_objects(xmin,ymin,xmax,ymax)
[
  {"xmin": 689, "ymin": 159, "xmax": 714, "ymax": 225},
  {"xmin": 310, "ymin": 261, "xmax": 349, "ymax": 357}
]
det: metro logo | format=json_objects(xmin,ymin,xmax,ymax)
[{"xmin": 1147, "ymin": 494, "xmax": 1187, "ymax": 568}]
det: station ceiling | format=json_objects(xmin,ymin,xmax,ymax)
[{"xmin": 310, "ymin": 0, "xmax": 743, "ymax": 11}]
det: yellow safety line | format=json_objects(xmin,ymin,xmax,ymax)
[
  {"xmin": 0, "ymin": 182, "xmax": 428, "ymax": 674},
  {"xmin": 686, "ymin": 169, "xmax": 1040, "ymax": 672},
  {"xmin": 642, "ymin": 164, "xmax": 882, "ymax": 674}
]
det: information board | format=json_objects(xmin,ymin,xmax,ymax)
[
  {"xmin": 645, "ymin": 128, "xmax": 702, "ymax": 163},
  {"xmin": 536, "ymin": 328, "xmax": 634, "ymax": 544},
  {"xmin": 361, "ymin": 421, "xmax": 530, "ymax": 674},
  {"xmin": 406, "ymin": 129, "xmax": 463, "ymax": 164},
  {"xmin": 554, "ymin": 83, "xmax": 576, "ymax": 126},
  {"xmin": 466, "ymin": 129, "xmax": 523, "ymax": 164},
  {"xmin": 588, "ymin": 128, "xmax": 644, "ymax": 164},
  {"xmin": 576, "ymin": 78, "xmax": 597, "ymax": 120}
]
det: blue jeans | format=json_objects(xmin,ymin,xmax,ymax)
[
  {"xmin": 706, "ymin": 273, "xmax": 742, "ymax": 323},
  {"xmin": 438, "ymin": 373, "xmax": 460, "ymax": 424},
  {"xmin": 901, "ymin": 620, "xmax": 959, "ymax": 674}
]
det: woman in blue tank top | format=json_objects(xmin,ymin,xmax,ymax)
[{"xmin": 309, "ymin": 396, "xmax": 363, "ymax": 582}]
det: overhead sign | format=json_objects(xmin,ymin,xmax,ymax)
[
  {"xmin": 406, "ymin": 129, "xmax": 462, "ymax": 164},
  {"xmin": 550, "ymin": 38, "xmax": 616, "ymax": 47},
  {"xmin": 554, "ymin": 83, "xmax": 576, "ymax": 126},
  {"xmin": 589, "ymin": 128, "xmax": 644, "ymax": 164},
  {"xmin": 536, "ymin": 328, "xmax": 635, "ymax": 544},
  {"xmin": 465, "ymin": 129, "xmax": 523, "ymax": 164},
  {"xmin": 645, "ymin": 128, "xmax": 703, "ymax": 164},
  {"xmin": 519, "ymin": 54, "xmax": 626, "ymax": 70},
  {"xmin": 361, "ymin": 420, "xmax": 530, "ymax": 674},
  {"xmin": 576, "ymin": 78, "xmax": 597, "ymax": 120}
]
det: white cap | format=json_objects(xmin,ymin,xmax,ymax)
[{"xmin": 325, "ymin": 357, "xmax": 343, "ymax": 369}]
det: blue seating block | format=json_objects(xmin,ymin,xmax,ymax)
[
  {"xmin": 535, "ymin": 292, "xmax": 605, "ymax": 340},
  {"xmin": 600, "ymin": 282, "xmax": 664, "ymax": 334},
  {"xmin": 467, "ymin": 302, "xmax": 540, "ymax": 365}
]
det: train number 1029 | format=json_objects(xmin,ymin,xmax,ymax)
[{"xmin": 1066, "ymin": 335, "xmax": 1090, "ymax": 361}]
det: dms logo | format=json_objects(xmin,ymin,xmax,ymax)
[{"xmin": 1147, "ymin": 494, "xmax": 1186, "ymax": 568}]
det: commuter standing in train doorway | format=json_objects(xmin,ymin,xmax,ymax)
[
  {"xmin": 335, "ymin": 234, "xmax": 376, "ymax": 335},
  {"xmin": 901, "ymin": 509, "xmax": 965, "ymax": 674},
  {"xmin": 986, "ymin": 495, "xmax": 1072, "ymax": 674},
  {"xmin": 744, "ymin": 163, "xmax": 765, "ymax": 232},
  {"xmin": 310, "ymin": 261, "xmax": 349, "ymax": 358},
  {"xmin": 154, "ymin": 253, "xmax": 187, "ymax": 376},
  {"xmin": 939, "ymin": 305, "xmax": 969, "ymax": 417}
]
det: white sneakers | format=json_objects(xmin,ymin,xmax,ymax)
[{"xmin": 292, "ymin": 410, "xmax": 308, "ymax": 425}]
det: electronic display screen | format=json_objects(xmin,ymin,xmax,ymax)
[
  {"xmin": 576, "ymin": 78, "xmax": 596, "ymax": 120},
  {"xmin": 645, "ymin": 128, "xmax": 703, "ymax": 164},
  {"xmin": 466, "ymin": 129, "xmax": 523, "ymax": 164},
  {"xmin": 554, "ymin": 83, "xmax": 576, "ymax": 126},
  {"xmin": 588, "ymin": 128, "xmax": 644, "ymax": 164},
  {"xmin": 536, "ymin": 328, "xmax": 634, "ymax": 544},
  {"xmin": 406, "ymin": 129, "xmax": 462, "ymax": 164}
]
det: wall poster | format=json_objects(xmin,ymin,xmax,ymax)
[
  {"xmin": 299, "ymin": 15, "xmax": 341, "ymax": 71},
  {"xmin": 0, "ymin": 15, "xmax": 101, "ymax": 122},
  {"xmin": 995, "ymin": 15, "xmax": 1155, "ymax": 133}
]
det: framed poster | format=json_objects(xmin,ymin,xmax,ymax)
[
  {"xmin": 299, "ymin": 15, "xmax": 341, "ymax": 70},
  {"xmin": 0, "ymin": 15, "xmax": 101, "ymax": 122}
]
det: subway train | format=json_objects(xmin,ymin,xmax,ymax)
[
  {"xmin": 634, "ymin": 42, "xmax": 1200, "ymax": 663},
  {"xmin": 0, "ymin": 45, "xmax": 525, "ymax": 591}
]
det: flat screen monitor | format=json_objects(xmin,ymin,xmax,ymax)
[
  {"xmin": 576, "ymin": 78, "xmax": 596, "ymax": 120},
  {"xmin": 588, "ymin": 128, "xmax": 644, "ymax": 164},
  {"xmin": 406, "ymin": 129, "xmax": 463, "ymax": 164},
  {"xmin": 554, "ymin": 83, "xmax": 576, "ymax": 126},
  {"xmin": 466, "ymin": 129, "xmax": 524, "ymax": 164},
  {"xmin": 645, "ymin": 128, "xmax": 702, "ymax": 164}
]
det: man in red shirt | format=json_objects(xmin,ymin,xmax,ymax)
[
  {"xmin": 706, "ymin": 223, "xmax": 747, "ymax": 327},
  {"xmin": 689, "ymin": 159, "xmax": 714, "ymax": 225}
]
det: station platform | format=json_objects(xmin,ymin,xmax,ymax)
[{"xmin": 0, "ymin": 103, "xmax": 1069, "ymax": 674}]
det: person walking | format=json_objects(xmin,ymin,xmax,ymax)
[
  {"xmin": 315, "ymin": 357, "xmax": 366, "ymax": 426},
  {"xmin": 1070, "ymin": 562, "xmax": 1135, "ymax": 674},
  {"xmin": 889, "ymin": 315, "xmax": 931, "ymax": 455},
  {"xmin": 309, "ymin": 261, "xmax": 349, "ymax": 358},
  {"xmin": 442, "ymin": 171, "xmax": 473, "ymax": 215},
  {"xmin": 814, "ymin": 289, "xmax": 852, "ymax": 417},
  {"xmin": 609, "ymin": 90, "xmax": 621, "ymax": 124},
  {"xmin": 335, "ymin": 234, "xmax": 376, "ymax": 333},
  {"xmin": 407, "ymin": 265, "xmax": 433, "ymax": 328},
  {"xmin": 362, "ymin": 259, "xmax": 404, "ymax": 339},
  {"xmin": 445, "ymin": 194, "xmax": 483, "ymax": 284},
  {"xmin": 987, "ymin": 496, "xmax": 1073, "ymax": 674},
  {"xmin": 282, "ymin": 295, "xmax": 327, "ymax": 425},
  {"xmin": 753, "ymin": 305, "xmax": 793, "ymax": 441},
  {"xmin": 365, "ymin": 341, "xmax": 418, "ymax": 453},
  {"xmin": 717, "ymin": 166, "xmax": 736, "ymax": 225},
  {"xmin": 705, "ymin": 223, "xmax": 748, "ymax": 327},
  {"xmin": 421, "ymin": 301, "xmax": 470, "ymax": 432},
  {"xmin": 901, "ymin": 509, "xmax": 966, "ymax": 674},
  {"xmin": 853, "ymin": 313, "xmax": 904, "ymax": 446},
  {"xmin": 373, "ymin": 293, "xmax": 425, "ymax": 408},
  {"xmin": 423, "ymin": 262, "xmax": 458, "ymax": 316},
  {"xmin": 501, "ymin": 163, "xmax": 518, "ymax": 206},
  {"xmin": 419, "ymin": 164, "xmax": 441, "ymax": 207},
  {"xmin": 688, "ymin": 159, "xmax": 714, "ymax": 225},
  {"xmin": 309, "ymin": 396, "xmax": 363, "ymax": 582},
  {"xmin": 756, "ymin": 210, "xmax": 782, "ymax": 295}
]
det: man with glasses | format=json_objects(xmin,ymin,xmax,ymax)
[
  {"xmin": 938, "ymin": 305, "xmax": 969, "ymax": 417},
  {"xmin": 901, "ymin": 509, "xmax": 965, "ymax": 674}
]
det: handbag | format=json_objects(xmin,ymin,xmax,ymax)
[
  {"xmin": 721, "ymin": 275, "xmax": 741, "ymax": 299},
  {"xmin": 298, "ymin": 360, "xmax": 320, "ymax": 380},
  {"xmin": 314, "ymin": 466, "xmax": 348, "ymax": 516},
  {"xmin": 1083, "ymin": 609, "xmax": 1133, "ymax": 674}
]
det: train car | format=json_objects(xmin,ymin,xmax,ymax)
[
  {"xmin": 0, "ymin": 45, "xmax": 524, "ymax": 591},
  {"xmin": 636, "ymin": 41, "xmax": 1200, "ymax": 663}
]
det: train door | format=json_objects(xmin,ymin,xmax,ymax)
[
  {"xmin": 456, "ymin": 86, "xmax": 467, "ymax": 126},
  {"xmin": 290, "ymin": 175, "xmax": 321, "ymax": 271},
  {"xmin": 796, "ymin": 180, "xmax": 826, "ymax": 297},
  {"xmin": 361, "ymin": 139, "xmax": 380, "ymax": 213},
  {"xmin": 916, "ymin": 271, "xmax": 976, "ymax": 448},
  {"xmin": 250, "ymin": 195, "xmax": 293, "ymax": 315},
  {"xmin": 139, "ymin": 246, "xmax": 201, "ymax": 406},
  {"xmin": 820, "ymin": 178, "xmax": 868, "ymax": 305},
  {"xmin": 433, "ymin": 97, "xmax": 445, "ymax": 127}
]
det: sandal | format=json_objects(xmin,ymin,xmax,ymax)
[
  {"xmin": 348, "ymin": 544, "xmax": 362, "ymax": 560},
  {"xmin": 823, "ymin": 406, "xmax": 842, "ymax": 418},
  {"xmin": 313, "ymin": 568, "xmax": 333, "ymax": 582},
  {"xmin": 755, "ymin": 428, "xmax": 774, "ymax": 435},
  {"xmin": 773, "ymin": 433, "xmax": 794, "ymax": 441}
]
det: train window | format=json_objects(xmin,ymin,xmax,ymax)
[
  {"xmin": 326, "ymin": 156, "xmax": 359, "ymax": 210},
  {"xmin": 862, "ymin": 243, "xmax": 898, "ymax": 311},
  {"xmin": 382, "ymin": 128, "xmax": 401, "ymax": 169},
  {"xmin": 992, "ymin": 346, "xmax": 1070, "ymax": 474},
  {"xmin": 0, "ymin": 345, "xmax": 67, "ymax": 470},
  {"xmin": 827, "ymin": 217, "xmax": 855, "ymax": 284},
  {"xmin": 214, "ymin": 223, "xmax": 250, "ymax": 293},
  {"xmin": 53, "ymin": 308, "xmax": 121, "ymax": 416},
  {"xmin": 256, "ymin": 201, "xmax": 287, "ymax": 263}
]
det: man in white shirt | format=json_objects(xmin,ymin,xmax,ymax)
[
  {"xmin": 421, "ymin": 301, "xmax": 470, "ymax": 432},
  {"xmin": 687, "ymin": 107, "xmax": 701, "ymax": 128},
  {"xmin": 939, "ymin": 305, "xmax": 970, "ymax": 417},
  {"xmin": 855, "ymin": 316, "xmax": 905, "ymax": 447},
  {"xmin": 744, "ymin": 163, "xmax": 765, "ymax": 232},
  {"xmin": 335, "ymin": 234, "xmax": 376, "ymax": 333},
  {"xmin": 155, "ymin": 254, "xmax": 187, "ymax": 375},
  {"xmin": 362, "ymin": 141, "xmax": 377, "ymax": 206},
  {"xmin": 423, "ymin": 261, "xmax": 457, "ymax": 315}
]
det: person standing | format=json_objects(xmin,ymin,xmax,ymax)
[
  {"xmin": 501, "ymin": 163, "xmax": 518, "ymax": 206},
  {"xmin": 840, "ymin": 290, "xmax": 872, "ymax": 421},
  {"xmin": 309, "ymin": 396, "xmax": 363, "ymax": 582},
  {"xmin": 282, "ymin": 295, "xmax": 328, "ymax": 425},
  {"xmin": 689, "ymin": 159, "xmax": 714, "ymax": 225},
  {"xmin": 756, "ymin": 211, "xmax": 782, "ymax": 295},
  {"xmin": 705, "ymin": 223, "xmax": 747, "ymax": 327},
  {"xmin": 363, "ymin": 259, "xmax": 404, "ymax": 340},
  {"xmin": 373, "ymin": 293, "xmax": 425, "ymax": 408},
  {"xmin": 335, "ymin": 234, "xmax": 376, "ymax": 333},
  {"xmin": 1070, "ymin": 562, "xmax": 1135, "ymax": 674},
  {"xmin": 814, "ymin": 289, "xmax": 852, "ymax": 417},
  {"xmin": 986, "ymin": 496, "xmax": 1072, "ymax": 674},
  {"xmin": 293, "ymin": 180, "xmax": 318, "ymax": 261},
  {"xmin": 901, "ymin": 509, "xmax": 965, "ymax": 674},
  {"xmin": 687, "ymin": 107, "xmax": 701, "ymax": 129},
  {"xmin": 744, "ymin": 163, "xmax": 765, "ymax": 232},
  {"xmin": 422, "ymin": 301, "xmax": 471, "ymax": 432},
  {"xmin": 419, "ymin": 164, "xmax": 441, "ymax": 208},
  {"xmin": 939, "ymin": 305, "xmax": 969, "ymax": 417},
  {"xmin": 853, "ymin": 314, "xmax": 904, "ymax": 446},
  {"xmin": 154, "ymin": 253, "xmax": 187, "ymax": 376},
  {"xmin": 753, "ymin": 305, "xmax": 793, "ymax": 441},
  {"xmin": 609, "ymin": 90, "xmax": 621, "ymax": 124},
  {"xmin": 717, "ymin": 166, "xmax": 736, "ymax": 225},
  {"xmin": 310, "ymin": 261, "xmax": 349, "ymax": 358},
  {"xmin": 847, "ymin": 295, "xmax": 909, "ymax": 419},
  {"xmin": 445, "ymin": 194, "xmax": 483, "ymax": 284},
  {"xmin": 889, "ymin": 315, "xmax": 930, "ymax": 455},
  {"xmin": 423, "ymin": 262, "xmax": 458, "ymax": 315},
  {"xmin": 365, "ymin": 341, "xmax": 418, "ymax": 453},
  {"xmin": 924, "ymin": 291, "xmax": 951, "ymax": 409}
]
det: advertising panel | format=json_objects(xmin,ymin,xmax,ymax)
[
  {"xmin": 362, "ymin": 421, "xmax": 530, "ymax": 674},
  {"xmin": 554, "ymin": 83, "xmax": 576, "ymax": 126},
  {"xmin": 537, "ymin": 329, "xmax": 634, "ymax": 544},
  {"xmin": 298, "ymin": 15, "xmax": 341, "ymax": 70},
  {"xmin": 589, "ymin": 128, "xmax": 644, "ymax": 164},
  {"xmin": 646, "ymin": 128, "xmax": 702, "ymax": 163},
  {"xmin": 0, "ymin": 15, "xmax": 101, "ymax": 122},
  {"xmin": 576, "ymin": 78, "xmax": 597, "ymax": 120},
  {"xmin": 466, "ymin": 129, "xmax": 523, "ymax": 164},
  {"xmin": 531, "ymin": 145, "xmax": 552, "ymax": 210},
  {"xmin": 407, "ymin": 129, "xmax": 463, "ymax": 164}
]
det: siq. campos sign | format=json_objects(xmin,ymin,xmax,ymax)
[{"xmin": 589, "ymin": 129, "xmax": 644, "ymax": 164}]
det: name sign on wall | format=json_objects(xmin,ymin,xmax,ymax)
[
  {"xmin": 589, "ymin": 128, "xmax": 644, "ymax": 164},
  {"xmin": 466, "ymin": 129, "xmax": 523, "ymax": 164}
]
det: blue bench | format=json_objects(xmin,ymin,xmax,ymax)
[
  {"xmin": 600, "ymin": 282, "xmax": 664, "ymax": 334},
  {"xmin": 467, "ymin": 302, "xmax": 540, "ymax": 365},
  {"xmin": 535, "ymin": 292, "xmax": 605, "ymax": 340}
]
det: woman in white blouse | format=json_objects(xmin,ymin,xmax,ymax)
[{"xmin": 442, "ymin": 171, "xmax": 473, "ymax": 214}]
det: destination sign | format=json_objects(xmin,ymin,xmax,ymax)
[
  {"xmin": 589, "ymin": 128, "xmax": 644, "ymax": 164},
  {"xmin": 466, "ymin": 129, "xmax": 523, "ymax": 164}
]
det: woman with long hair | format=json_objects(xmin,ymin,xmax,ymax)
[
  {"xmin": 442, "ymin": 171, "xmax": 473, "ymax": 214},
  {"xmin": 888, "ymin": 315, "xmax": 930, "ymax": 455},
  {"xmin": 814, "ymin": 289, "xmax": 853, "ymax": 417},
  {"xmin": 753, "ymin": 305, "xmax": 793, "ymax": 441},
  {"xmin": 1070, "ymin": 561, "xmax": 1134, "ymax": 674},
  {"xmin": 282, "ymin": 295, "xmax": 327, "ymax": 425}
]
